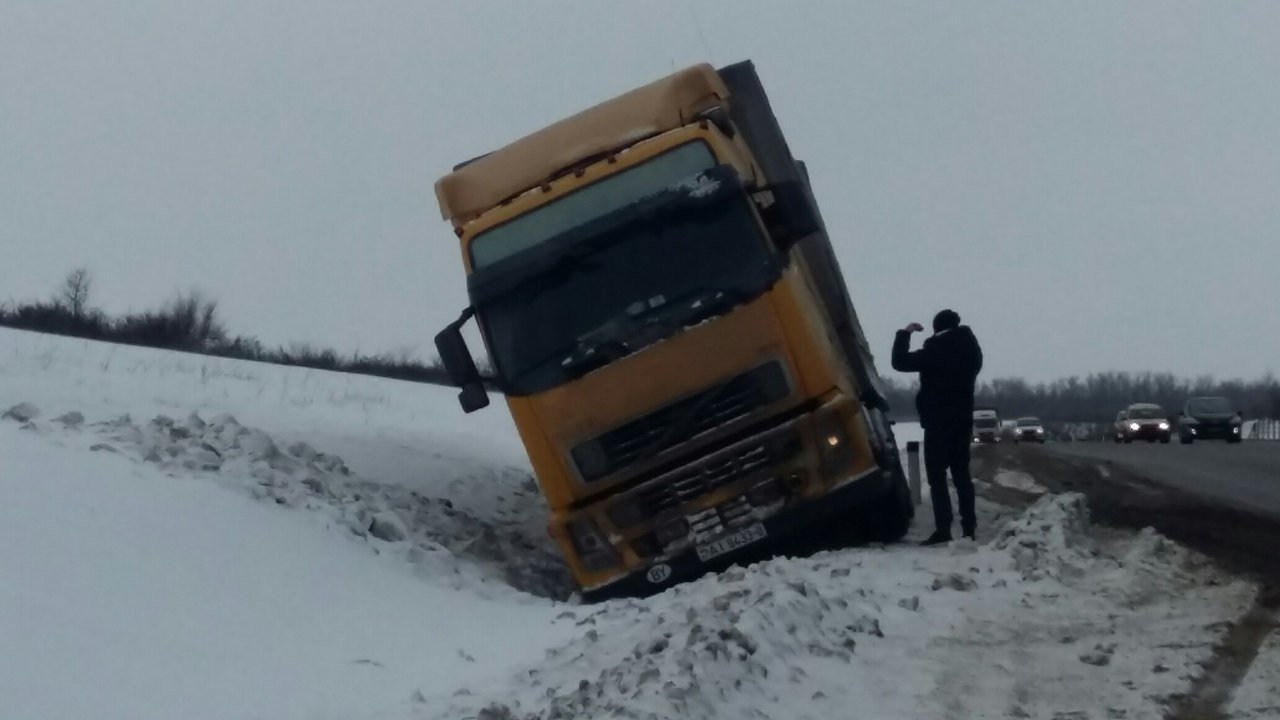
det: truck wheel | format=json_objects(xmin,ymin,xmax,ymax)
[{"xmin": 857, "ymin": 467, "xmax": 913, "ymax": 544}]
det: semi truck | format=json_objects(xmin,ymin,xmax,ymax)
[{"xmin": 432, "ymin": 61, "xmax": 912, "ymax": 598}]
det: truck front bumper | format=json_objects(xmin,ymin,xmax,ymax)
[{"xmin": 580, "ymin": 462, "xmax": 892, "ymax": 602}]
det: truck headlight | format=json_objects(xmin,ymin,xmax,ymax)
[
  {"xmin": 1158, "ymin": 422, "xmax": 1169, "ymax": 430},
  {"xmin": 567, "ymin": 517, "xmax": 620, "ymax": 572},
  {"xmin": 815, "ymin": 411, "xmax": 854, "ymax": 474},
  {"xmin": 571, "ymin": 440, "xmax": 609, "ymax": 481},
  {"xmin": 1129, "ymin": 423, "xmax": 1140, "ymax": 431},
  {"xmin": 606, "ymin": 499, "xmax": 645, "ymax": 529}
]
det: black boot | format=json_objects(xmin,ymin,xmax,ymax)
[
  {"xmin": 962, "ymin": 525, "xmax": 976, "ymax": 541},
  {"xmin": 921, "ymin": 530, "xmax": 952, "ymax": 546}
]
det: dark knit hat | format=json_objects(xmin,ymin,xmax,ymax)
[{"xmin": 933, "ymin": 309, "xmax": 961, "ymax": 333}]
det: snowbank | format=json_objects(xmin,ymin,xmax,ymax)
[
  {"xmin": 0, "ymin": 328, "xmax": 1266, "ymax": 720},
  {"xmin": 0, "ymin": 419, "xmax": 576, "ymax": 720},
  {"xmin": 434, "ymin": 495, "xmax": 1256, "ymax": 720}
]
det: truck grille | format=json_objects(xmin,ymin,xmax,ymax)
[
  {"xmin": 687, "ymin": 497, "xmax": 755, "ymax": 543},
  {"xmin": 572, "ymin": 361, "xmax": 789, "ymax": 481},
  {"xmin": 636, "ymin": 440, "xmax": 774, "ymax": 516}
]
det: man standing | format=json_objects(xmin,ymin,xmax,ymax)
[{"xmin": 892, "ymin": 309, "xmax": 983, "ymax": 545}]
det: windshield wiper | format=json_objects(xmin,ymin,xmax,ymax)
[
  {"xmin": 557, "ymin": 285, "xmax": 764, "ymax": 377},
  {"xmin": 468, "ymin": 166, "xmax": 740, "ymax": 306}
]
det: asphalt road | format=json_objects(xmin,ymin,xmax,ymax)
[{"xmin": 1045, "ymin": 440, "xmax": 1280, "ymax": 518}]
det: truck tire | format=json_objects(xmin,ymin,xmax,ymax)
[{"xmin": 856, "ymin": 459, "xmax": 914, "ymax": 544}]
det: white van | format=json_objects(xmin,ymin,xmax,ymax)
[{"xmin": 972, "ymin": 407, "xmax": 1000, "ymax": 443}]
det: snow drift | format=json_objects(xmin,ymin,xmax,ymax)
[{"xmin": 0, "ymin": 328, "xmax": 1264, "ymax": 720}]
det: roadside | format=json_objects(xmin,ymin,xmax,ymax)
[
  {"xmin": 992, "ymin": 444, "xmax": 1280, "ymax": 720},
  {"xmin": 3, "ymin": 330, "xmax": 1275, "ymax": 719}
]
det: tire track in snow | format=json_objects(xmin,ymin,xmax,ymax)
[{"xmin": 1166, "ymin": 586, "xmax": 1280, "ymax": 720}]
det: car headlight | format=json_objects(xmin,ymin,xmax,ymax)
[
  {"xmin": 1035, "ymin": 428, "xmax": 1044, "ymax": 434},
  {"xmin": 1158, "ymin": 422, "xmax": 1169, "ymax": 430},
  {"xmin": 1129, "ymin": 423, "xmax": 1140, "ymax": 431}
]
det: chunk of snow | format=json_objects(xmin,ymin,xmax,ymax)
[
  {"xmin": 2, "ymin": 402, "xmax": 39, "ymax": 423},
  {"xmin": 53, "ymin": 411, "xmax": 85, "ymax": 428},
  {"xmin": 369, "ymin": 511, "xmax": 409, "ymax": 543}
]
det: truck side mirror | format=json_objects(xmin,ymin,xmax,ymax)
[
  {"xmin": 759, "ymin": 180, "xmax": 821, "ymax": 250},
  {"xmin": 434, "ymin": 308, "xmax": 491, "ymax": 413}
]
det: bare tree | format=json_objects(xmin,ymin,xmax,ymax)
[{"xmin": 57, "ymin": 267, "xmax": 93, "ymax": 319}]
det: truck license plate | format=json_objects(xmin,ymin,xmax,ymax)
[{"xmin": 695, "ymin": 524, "xmax": 768, "ymax": 562}]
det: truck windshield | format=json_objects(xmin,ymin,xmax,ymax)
[
  {"xmin": 974, "ymin": 419, "xmax": 997, "ymax": 428},
  {"xmin": 475, "ymin": 179, "xmax": 777, "ymax": 395},
  {"xmin": 470, "ymin": 141, "xmax": 716, "ymax": 270}
]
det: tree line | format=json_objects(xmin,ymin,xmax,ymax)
[
  {"xmin": 7, "ymin": 268, "xmax": 1279, "ymax": 419},
  {"xmin": 0, "ymin": 268, "xmax": 450, "ymax": 385},
  {"xmin": 883, "ymin": 372, "xmax": 1280, "ymax": 425}
]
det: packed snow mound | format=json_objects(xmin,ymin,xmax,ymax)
[
  {"xmin": 429, "ymin": 490, "xmax": 1254, "ymax": 720},
  {"xmin": 6, "ymin": 402, "xmax": 572, "ymax": 599},
  {"xmin": 438, "ymin": 555, "xmax": 916, "ymax": 720},
  {"xmin": 457, "ymin": 563, "xmax": 893, "ymax": 720},
  {"xmin": 993, "ymin": 492, "xmax": 1093, "ymax": 580},
  {"xmin": 991, "ymin": 468, "xmax": 1048, "ymax": 494}
]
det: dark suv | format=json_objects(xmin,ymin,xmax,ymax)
[{"xmin": 1178, "ymin": 396, "xmax": 1243, "ymax": 444}]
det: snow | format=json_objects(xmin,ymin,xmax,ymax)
[
  {"xmin": 893, "ymin": 419, "xmax": 923, "ymax": 448},
  {"xmin": 674, "ymin": 173, "xmax": 722, "ymax": 199},
  {"xmin": 0, "ymin": 327, "xmax": 1272, "ymax": 719},
  {"xmin": 1230, "ymin": 624, "xmax": 1280, "ymax": 718},
  {"xmin": 433, "ymin": 494, "xmax": 1256, "ymax": 720},
  {"xmin": 992, "ymin": 469, "xmax": 1048, "ymax": 494},
  {"xmin": 0, "ymin": 415, "xmax": 574, "ymax": 720}
]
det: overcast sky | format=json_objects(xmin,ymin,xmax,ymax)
[{"xmin": 3, "ymin": 1, "xmax": 1278, "ymax": 382}]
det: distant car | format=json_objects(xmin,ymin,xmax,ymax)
[
  {"xmin": 999, "ymin": 420, "xmax": 1020, "ymax": 442},
  {"xmin": 1115, "ymin": 403, "xmax": 1172, "ymax": 443},
  {"xmin": 1013, "ymin": 417, "xmax": 1046, "ymax": 443},
  {"xmin": 1178, "ymin": 396, "xmax": 1243, "ymax": 444}
]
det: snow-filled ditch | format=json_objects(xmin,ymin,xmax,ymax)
[
  {"xmin": 0, "ymin": 328, "xmax": 1268, "ymax": 719},
  {"xmin": 34, "ymin": 405, "xmax": 570, "ymax": 599}
]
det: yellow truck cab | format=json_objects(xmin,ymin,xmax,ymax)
[{"xmin": 432, "ymin": 61, "xmax": 912, "ymax": 598}]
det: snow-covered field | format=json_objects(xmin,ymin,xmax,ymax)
[{"xmin": 0, "ymin": 328, "xmax": 1270, "ymax": 719}]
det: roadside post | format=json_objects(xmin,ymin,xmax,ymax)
[{"xmin": 906, "ymin": 441, "xmax": 922, "ymax": 505}]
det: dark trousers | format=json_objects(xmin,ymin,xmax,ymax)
[{"xmin": 924, "ymin": 425, "xmax": 976, "ymax": 534}]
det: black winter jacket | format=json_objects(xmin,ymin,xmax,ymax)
[{"xmin": 892, "ymin": 325, "xmax": 983, "ymax": 430}]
